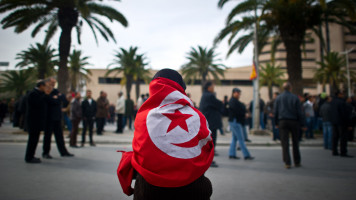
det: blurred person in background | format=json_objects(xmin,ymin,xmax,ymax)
[{"xmin": 81, "ymin": 90, "xmax": 97, "ymax": 147}]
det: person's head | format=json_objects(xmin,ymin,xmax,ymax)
[
  {"xmin": 204, "ymin": 81, "xmax": 214, "ymax": 93},
  {"xmin": 48, "ymin": 77, "xmax": 56, "ymax": 88},
  {"xmin": 118, "ymin": 92, "xmax": 123, "ymax": 97},
  {"xmin": 141, "ymin": 94, "xmax": 145, "ymax": 99},
  {"xmin": 326, "ymin": 96, "xmax": 332, "ymax": 102},
  {"xmin": 66, "ymin": 92, "xmax": 73, "ymax": 101},
  {"xmin": 273, "ymin": 92, "xmax": 279, "ymax": 99},
  {"xmin": 86, "ymin": 90, "xmax": 92, "ymax": 99},
  {"xmin": 100, "ymin": 91, "xmax": 106, "ymax": 98},
  {"xmin": 75, "ymin": 92, "xmax": 81, "ymax": 100},
  {"xmin": 224, "ymin": 95, "xmax": 228, "ymax": 101},
  {"xmin": 152, "ymin": 68, "xmax": 186, "ymax": 90},
  {"xmin": 36, "ymin": 80, "xmax": 46, "ymax": 92},
  {"xmin": 298, "ymin": 95, "xmax": 305, "ymax": 102},
  {"xmin": 283, "ymin": 82, "xmax": 292, "ymax": 92},
  {"xmin": 335, "ymin": 90, "xmax": 345, "ymax": 99},
  {"xmin": 346, "ymin": 97, "xmax": 352, "ymax": 103},
  {"xmin": 232, "ymin": 88, "xmax": 241, "ymax": 100},
  {"xmin": 145, "ymin": 93, "xmax": 149, "ymax": 98}
]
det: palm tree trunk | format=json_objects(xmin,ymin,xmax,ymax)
[
  {"xmin": 126, "ymin": 75, "xmax": 133, "ymax": 98},
  {"xmin": 281, "ymin": 33, "xmax": 304, "ymax": 95},
  {"xmin": 201, "ymin": 73, "xmax": 207, "ymax": 92},
  {"xmin": 57, "ymin": 8, "xmax": 78, "ymax": 93},
  {"xmin": 325, "ymin": 15, "xmax": 330, "ymax": 54},
  {"xmin": 135, "ymin": 79, "xmax": 140, "ymax": 103},
  {"xmin": 268, "ymin": 83, "xmax": 273, "ymax": 100}
]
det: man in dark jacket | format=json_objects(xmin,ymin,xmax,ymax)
[
  {"xmin": 228, "ymin": 88, "xmax": 254, "ymax": 160},
  {"xmin": 319, "ymin": 96, "xmax": 333, "ymax": 149},
  {"xmin": 274, "ymin": 82, "xmax": 305, "ymax": 169},
  {"xmin": 199, "ymin": 81, "xmax": 222, "ymax": 167},
  {"xmin": 124, "ymin": 94, "xmax": 134, "ymax": 130},
  {"xmin": 42, "ymin": 78, "xmax": 73, "ymax": 159},
  {"xmin": 81, "ymin": 89, "xmax": 97, "ymax": 146},
  {"xmin": 96, "ymin": 91, "xmax": 109, "ymax": 135},
  {"xmin": 330, "ymin": 91, "xmax": 353, "ymax": 157},
  {"xmin": 25, "ymin": 80, "xmax": 49, "ymax": 163}
]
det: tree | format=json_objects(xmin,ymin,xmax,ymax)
[
  {"xmin": 106, "ymin": 47, "xmax": 149, "ymax": 100},
  {"xmin": 133, "ymin": 56, "xmax": 150, "ymax": 101},
  {"xmin": 15, "ymin": 43, "xmax": 57, "ymax": 79},
  {"xmin": 218, "ymin": 0, "xmax": 323, "ymax": 95},
  {"xmin": 259, "ymin": 63, "xmax": 284, "ymax": 100},
  {"xmin": 314, "ymin": 52, "xmax": 356, "ymax": 94},
  {"xmin": 68, "ymin": 49, "xmax": 91, "ymax": 92},
  {"xmin": 0, "ymin": 0, "xmax": 128, "ymax": 93},
  {"xmin": 181, "ymin": 46, "xmax": 226, "ymax": 91},
  {"xmin": 215, "ymin": 0, "xmax": 276, "ymax": 57},
  {"xmin": 0, "ymin": 70, "xmax": 36, "ymax": 98}
]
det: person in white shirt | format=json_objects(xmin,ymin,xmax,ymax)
[
  {"xmin": 115, "ymin": 92, "xmax": 125, "ymax": 133},
  {"xmin": 136, "ymin": 94, "xmax": 145, "ymax": 111}
]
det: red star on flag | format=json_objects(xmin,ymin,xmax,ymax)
[{"xmin": 162, "ymin": 109, "xmax": 193, "ymax": 133}]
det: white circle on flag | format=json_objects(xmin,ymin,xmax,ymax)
[{"xmin": 146, "ymin": 91, "xmax": 211, "ymax": 159}]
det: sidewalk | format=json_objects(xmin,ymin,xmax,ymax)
[{"xmin": 1, "ymin": 121, "xmax": 355, "ymax": 147}]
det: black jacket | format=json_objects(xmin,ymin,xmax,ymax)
[
  {"xmin": 274, "ymin": 90, "xmax": 304, "ymax": 126},
  {"xmin": 47, "ymin": 89, "xmax": 62, "ymax": 121},
  {"xmin": 81, "ymin": 99, "xmax": 97, "ymax": 119},
  {"xmin": 199, "ymin": 91, "xmax": 223, "ymax": 130},
  {"xmin": 26, "ymin": 88, "xmax": 48, "ymax": 132},
  {"xmin": 228, "ymin": 97, "xmax": 246, "ymax": 125},
  {"xmin": 319, "ymin": 102, "xmax": 332, "ymax": 122},
  {"xmin": 330, "ymin": 97, "xmax": 351, "ymax": 126}
]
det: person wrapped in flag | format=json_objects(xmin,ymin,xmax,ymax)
[{"xmin": 117, "ymin": 68, "xmax": 215, "ymax": 200}]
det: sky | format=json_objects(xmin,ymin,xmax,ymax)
[{"xmin": 0, "ymin": 0, "xmax": 253, "ymax": 71}]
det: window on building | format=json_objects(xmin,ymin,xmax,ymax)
[{"xmin": 98, "ymin": 77, "xmax": 122, "ymax": 84}]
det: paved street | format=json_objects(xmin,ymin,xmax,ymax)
[{"xmin": 0, "ymin": 142, "xmax": 355, "ymax": 200}]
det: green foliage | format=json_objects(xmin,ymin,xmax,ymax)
[
  {"xmin": 68, "ymin": 49, "xmax": 91, "ymax": 92},
  {"xmin": 181, "ymin": 46, "xmax": 226, "ymax": 90},
  {"xmin": 0, "ymin": 0, "xmax": 128, "ymax": 45},
  {"xmin": 0, "ymin": 70, "xmax": 36, "ymax": 98},
  {"xmin": 106, "ymin": 46, "xmax": 150, "ymax": 99},
  {"xmin": 315, "ymin": 52, "xmax": 356, "ymax": 92},
  {"xmin": 259, "ymin": 63, "xmax": 284, "ymax": 99},
  {"xmin": 15, "ymin": 43, "xmax": 57, "ymax": 79}
]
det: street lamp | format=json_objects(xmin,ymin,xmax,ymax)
[{"xmin": 340, "ymin": 47, "xmax": 354, "ymax": 97}]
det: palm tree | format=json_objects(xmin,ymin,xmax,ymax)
[
  {"xmin": 68, "ymin": 49, "xmax": 91, "ymax": 92},
  {"xmin": 0, "ymin": 70, "xmax": 36, "ymax": 98},
  {"xmin": 106, "ymin": 47, "xmax": 149, "ymax": 100},
  {"xmin": 218, "ymin": 0, "xmax": 323, "ymax": 95},
  {"xmin": 259, "ymin": 63, "xmax": 284, "ymax": 100},
  {"xmin": 0, "ymin": 0, "xmax": 128, "ymax": 93},
  {"xmin": 133, "ymin": 55, "xmax": 150, "ymax": 101},
  {"xmin": 215, "ymin": 0, "xmax": 275, "ymax": 57},
  {"xmin": 181, "ymin": 46, "xmax": 226, "ymax": 91},
  {"xmin": 314, "ymin": 52, "xmax": 356, "ymax": 94},
  {"xmin": 15, "ymin": 43, "xmax": 57, "ymax": 79}
]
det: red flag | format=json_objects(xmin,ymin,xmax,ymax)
[
  {"xmin": 117, "ymin": 77, "xmax": 214, "ymax": 195},
  {"xmin": 250, "ymin": 61, "xmax": 257, "ymax": 80}
]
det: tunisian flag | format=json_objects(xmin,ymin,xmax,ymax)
[{"xmin": 117, "ymin": 77, "xmax": 214, "ymax": 195}]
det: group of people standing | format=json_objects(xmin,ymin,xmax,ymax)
[
  {"xmin": 25, "ymin": 78, "xmax": 74, "ymax": 163},
  {"xmin": 199, "ymin": 82, "xmax": 254, "ymax": 168}
]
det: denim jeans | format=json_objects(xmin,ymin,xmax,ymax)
[
  {"xmin": 269, "ymin": 116, "xmax": 280, "ymax": 140},
  {"xmin": 323, "ymin": 122, "xmax": 333, "ymax": 149},
  {"xmin": 260, "ymin": 112, "xmax": 266, "ymax": 129},
  {"xmin": 229, "ymin": 119, "xmax": 251, "ymax": 158},
  {"xmin": 305, "ymin": 117, "xmax": 314, "ymax": 138}
]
